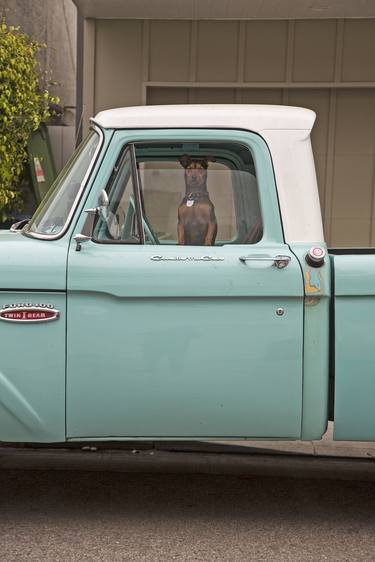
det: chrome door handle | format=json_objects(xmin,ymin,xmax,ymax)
[{"xmin": 239, "ymin": 255, "xmax": 291, "ymax": 269}]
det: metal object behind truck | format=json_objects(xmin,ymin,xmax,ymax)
[{"xmin": 27, "ymin": 123, "xmax": 57, "ymax": 204}]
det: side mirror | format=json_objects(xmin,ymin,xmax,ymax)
[{"xmin": 74, "ymin": 190, "xmax": 108, "ymax": 251}]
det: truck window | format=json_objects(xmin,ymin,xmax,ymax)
[
  {"xmin": 93, "ymin": 147, "xmax": 141, "ymax": 244},
  {"xmin": 25, "ymin": 129, "xmax": 101, "ymax": 238},
  {"xmin": 94, "ymin": 140, "xmax": 263, "ymax": 246}
]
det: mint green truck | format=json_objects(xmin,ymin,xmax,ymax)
[{"xmin": 0, "ymin": 105, "xmax": 371, "ymax": 444}]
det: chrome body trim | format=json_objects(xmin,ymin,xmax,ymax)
[
  {"xmin": 10, "ymin": 219, "xmax": 30, "ymax": 232},
  {"xmin": 23, "ymin": 125, "xmax": 105, "ymax": 241},
  {"xmin": 130, "ymin": 143, "xmax": 146, "ymax": 245}
]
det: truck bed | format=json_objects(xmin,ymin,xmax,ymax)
[{"xmin": 329, "ymin": 250, "xmax": 375, "ymax": 440}]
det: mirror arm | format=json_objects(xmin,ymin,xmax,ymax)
[
  {"xmin": 85, "ymin": 208, "xmax": 98, "ymax": 215},
  {"xmin": 74, "ymin": 233, "xmax": 91, "ymax": 252}
]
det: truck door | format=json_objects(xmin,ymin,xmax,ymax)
[{"xmin": 66, "ymin": 129, "xmax": 304, "ymax": 439}]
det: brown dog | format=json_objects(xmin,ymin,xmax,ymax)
[{"xmin": 177, "ymin": 155, "xmax": 217, "ymax": 246}]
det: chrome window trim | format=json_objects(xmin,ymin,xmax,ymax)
[
  {"xmin": 130, "ymin": 143, "xmax": 146, "ymax": 245},
  {"xmin": 23, "ymin": 125, "xmax": 104, "ymax": 241}
]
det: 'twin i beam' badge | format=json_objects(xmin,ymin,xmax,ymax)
[{"xmin": 0, "ymin": 303, "xmax": 60, "ymax": 323}]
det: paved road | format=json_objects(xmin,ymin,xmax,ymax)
[{"xmin": 0, "ymin": 469, "xmax": 375, "ymax": 561}]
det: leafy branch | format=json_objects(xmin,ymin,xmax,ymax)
[{"xmin": 0, "ymin": 22, "xmax": 58, "ymax": 221}]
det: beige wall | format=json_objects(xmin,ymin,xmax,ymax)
[{"xmin": 84, "ymin": 18, "xmax": 375, "ymax": 247}]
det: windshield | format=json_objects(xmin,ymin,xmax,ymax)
[{"xmin": 26, "ymin": 130, "xmax": 101, "ymax": 237}]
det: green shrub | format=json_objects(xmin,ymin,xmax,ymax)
[{"xmin": 0, "ymin": 22, "xmax": 57, "ymax": 221}]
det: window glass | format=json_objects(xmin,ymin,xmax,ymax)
[
  {"xmin": 94, "ymin": 140, "xmax": 263, "ymax": 246},
  {"xmin": 93, "ymin": 148, "xmax": 140, "ymax": 243},
  {"xmin": 137, "ymin": 142, "xmax": 262, "ymax": 245},
  {"xmin": 27, "ymin": 131, "xmax": 100, "ymax": 236}
]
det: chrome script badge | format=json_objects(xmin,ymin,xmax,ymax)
[{"xmin": 151, "ymin": 255, "xmax": 224, "ymax": 262}]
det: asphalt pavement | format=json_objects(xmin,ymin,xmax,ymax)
[{"xmin": 1, "ymin": 469, "xmax": 375, "ymax": 561}]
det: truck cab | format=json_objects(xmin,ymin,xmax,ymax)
[{"xmin": 0, "ymin": 104, "xmax": 364, "ymax": 444}]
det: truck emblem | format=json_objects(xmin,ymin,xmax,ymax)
[
  {"xmin": 151, "ymin": 255, "xmax": 224, "ymax": 262},
  {"xmin": 0, "ymin": 303, "xmax": 60, "ymax": 323}
]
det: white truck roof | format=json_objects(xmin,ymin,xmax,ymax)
[
  {"xmin": 92, "ymin": 105, "xmax": 324, "ymax": 244},
  {"xmin": 93, "ymin": 104, "xmax": 316, "ymax": 132}
]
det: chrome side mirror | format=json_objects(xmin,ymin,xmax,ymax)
[{"xmin": 74, "ymin": 190, "xmax": 108, "ymax": 251}]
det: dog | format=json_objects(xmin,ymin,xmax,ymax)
[{"xmin": 177, "ymin": 155, "xmax": 217, "ymax": 246}]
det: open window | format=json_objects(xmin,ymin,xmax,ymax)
[{"xmin": 94, "ymin": 140, "xmax": 263, "ymax": 246}]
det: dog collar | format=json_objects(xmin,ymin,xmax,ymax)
[{"xmin": 185, "ymin": 191, "xmax": 210, "ymax": 204}]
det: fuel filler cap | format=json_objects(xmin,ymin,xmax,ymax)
[{"xmin": 305, "ymin": 246, "xmax": 326, "ymax": 268}]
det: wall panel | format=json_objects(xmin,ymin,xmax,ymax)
[
  {"xmin": 95, "ymin": 20, "xmax": 143, "ymax": 112},
  {"xmin": 342, "ymin": 20, "xmax": 375, "ymax": 82},
  {"xmin": 244, "ymin": 21, "xmax": 288, "ymax": 82},
  {"xmin": 148, "ymin": 87, "xmax": 189, "ymax": 105},
  {"xmin": 196, "ymin": 21, "xmax": 239, "ymax": 82},
  {"xmin": 240, "ymin": 89, "xmax": 284, "ymax": 104},
  {"xmin": 331, "ymin": 218, "xmax": 371, "ymax": 247},
  {"xmin": 330, "ymin": 90, "xmax": 375, "ymax": 246},
  {"xmin": 293, "ymin": 20, "xmax": 336, "ymax": 82},
  {"xmin": 190, "ymin": 88, "xmax": 236, "ymax": 103},
  {"xmin": 149, "ymin": 21, "xmax": 191, "ymax": 82}
]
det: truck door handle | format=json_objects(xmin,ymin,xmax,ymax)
[{"xmin": 239, "ymin": 255, "xmax": 291, "ymax": 269}]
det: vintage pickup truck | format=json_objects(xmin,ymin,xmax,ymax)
[{"xmin": 0, "ymin": 104, "xmax": 372, "ymax": 444}]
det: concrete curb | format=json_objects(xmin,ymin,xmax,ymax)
[{"xmin": 1, "ymin": 447, "xmax": 375, "ymax": 481}]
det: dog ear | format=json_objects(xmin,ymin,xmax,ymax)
[{"xmin": 179, "ymin": 155, "xmax": 191, "ymax": 168}]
